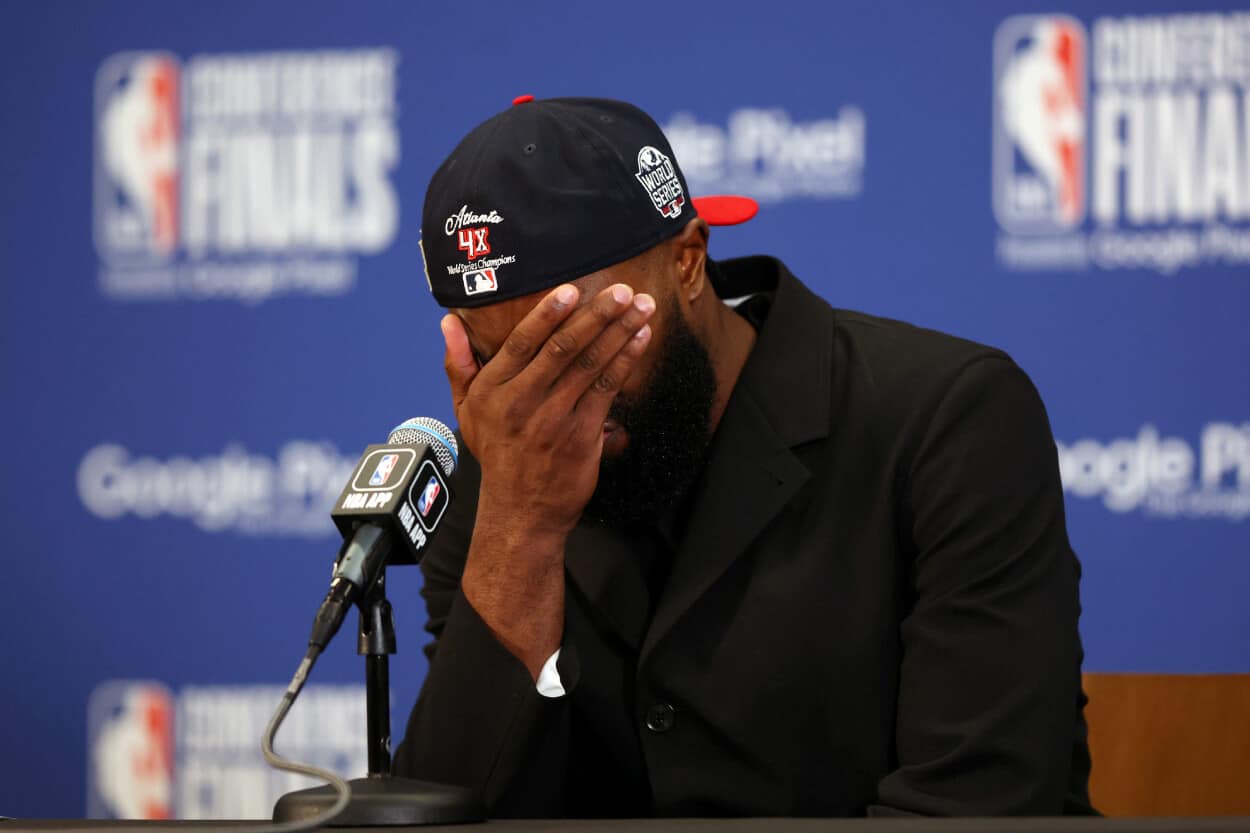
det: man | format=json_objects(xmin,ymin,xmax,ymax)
[{"xmin": 394, "ymin": 96, "xmax": 1093, "ymax": 817}]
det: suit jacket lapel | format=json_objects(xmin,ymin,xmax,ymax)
[
  {"xmin": 640, "ymin": 258, "xmax": 835, "ymax": 664},
  {"xmin": 564, "ymin": 522, "xmax": 651, "ymax": 652},
  {"xmin": 641, "ymin": 387, "xmax": 810, "ymax": 663}
]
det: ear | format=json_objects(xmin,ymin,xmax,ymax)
[{"xmin": 673, "ymin": 218, "xmax": 710, "ymax": 304}]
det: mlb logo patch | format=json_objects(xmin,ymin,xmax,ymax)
[
  {"xmin": 94, "ymin": 52, "xmax": 182, "ymax": 263},
  {"xmin": 369, "ymin": 453, "xmax": 399, "ymax": 486},
  {"xmin": 463, "ymin": 267, "xmax": 498, "ymax": 296},
  {"xmin": 993, "ymin": 16, "xmax": 1087, "ymax": 233},
  {"xmin": 416, "ymin": 475, "xmax": 441, "ymax": 517}
]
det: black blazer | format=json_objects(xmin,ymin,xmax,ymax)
[{"xmin": 394, "ymin": 256, "xmax": 1094, "ymax": 818}]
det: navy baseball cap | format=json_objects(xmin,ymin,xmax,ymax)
[{"xmin": 420, "ymin": 95, "xmax": 758, "ymax": 308}]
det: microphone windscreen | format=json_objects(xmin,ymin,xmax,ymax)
[{"xmin": 388, "ymin": 417, "xmax": 458, "ymax": 476}]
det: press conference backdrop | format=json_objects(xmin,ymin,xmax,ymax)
[{"xmin": 1, "ymin": 0, "xmax": 1246, "ymax": 820}]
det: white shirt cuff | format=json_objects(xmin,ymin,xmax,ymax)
[{"xmin": 535, "ymin": 648, "xmax": 566, "ymax": 698}]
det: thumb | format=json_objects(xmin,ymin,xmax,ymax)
[{"xmin": 441, "ymin": 314, "xmax": 479, "ymax": 406}]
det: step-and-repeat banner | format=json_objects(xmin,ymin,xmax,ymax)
[{"xmin": 1, "ymin": 0, "xmax": 1246, "ymax": 819}]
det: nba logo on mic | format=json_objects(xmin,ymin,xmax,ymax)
[
  {"xmin": 993, "ymin": 16, "xmax": 1087, "ymax": 233},
  {"xmin": 94, "ymin": 52, "xmax": 182, "ymax": 263},
  {"xmin": 369, "ymin": 454, "xmax": 400, "ymax": 486},
  {"xmin": 416, "ymin": 475, "xmax": 441, "ymax": 517}
]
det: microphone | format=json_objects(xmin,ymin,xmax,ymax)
[
  {"xmin": 308, "ymin": 417, "xmax": 458, "ymax": 652},
  {"xmin": 272, "ymin": 416, "xmax": 482, "ymax": 827}
]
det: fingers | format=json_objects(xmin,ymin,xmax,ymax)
[
  {"xmin": 487, "ymin": 284, "xmax": 580, "ymax": 382},
  {"xmin": 519, "ymin": 284, "xmax": 653, "ymax": 391},
  {"xmin": 442, "ymin": 314, "xmax": 480, "ymax": 406},
  {"xmin": 574, "ymin": 320, "xmax": 652, "ymax": 419},
  {"xmin": 543, "ymin": 287, "xmax": 656, "ymax": 401}
]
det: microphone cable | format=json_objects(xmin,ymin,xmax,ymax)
[{"xmin": 251, "ymin": 646, "xmax": 352, "ymax": 833}]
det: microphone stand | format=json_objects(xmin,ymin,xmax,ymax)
[{"xmin": 273, "ymin": 568, "xmax": 484, "ymax": 826}]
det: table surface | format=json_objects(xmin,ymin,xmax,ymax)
[{"xmin": 5, "ymin": 818, "xmax": 1250, "ymax": 833}]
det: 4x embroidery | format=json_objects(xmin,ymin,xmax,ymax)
[{"xmin": 457, "ymin": 226, "xmax": 491, "ymax": 260}]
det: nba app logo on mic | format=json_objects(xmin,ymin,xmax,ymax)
[
  {"xmin": 94, "ymin": 53, "xmax": 181, "ymax": 263},
  {"xmin": 993, "ymin": 16, "xmax": 1087, "ymax": 234}
]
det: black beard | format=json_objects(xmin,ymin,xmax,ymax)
[{"xmin": 582, "ymin": 307, "xmax": 718, "ymax": 530}]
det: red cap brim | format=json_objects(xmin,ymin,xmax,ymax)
[{"xmin": 692, "ymin": 194, "xmax": 759, "ymax": 226}]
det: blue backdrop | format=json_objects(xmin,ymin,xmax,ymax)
[{"xmin": 1, "ymin": 0, "xmax": 1247, "ymax": 819}]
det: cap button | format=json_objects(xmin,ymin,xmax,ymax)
[{"xmin": 512, "ymin": 94, "xmax": 535, "ymax": 106}]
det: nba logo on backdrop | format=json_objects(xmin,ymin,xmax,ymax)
[
  {"xmin": 993, "ymin": 12, "xmax": 1250, "ymax": 274},
  {"xmin": 94, "ymin": 53, "xmax": 182, "ymax": 263},
  {"xmin": 993, "ymin": 16, "xmax": 1087, "ymax": 234},
  {"xmin": 86, "ymin": 680, "xmax": 366, "ymax": 818},
  {"xmin": 87, "ymin": 681, "xmax": 174, "ymax": 819},
  {"xmin": 91, "ymin": 48, "xmax": 400, "ymax": 302}
]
